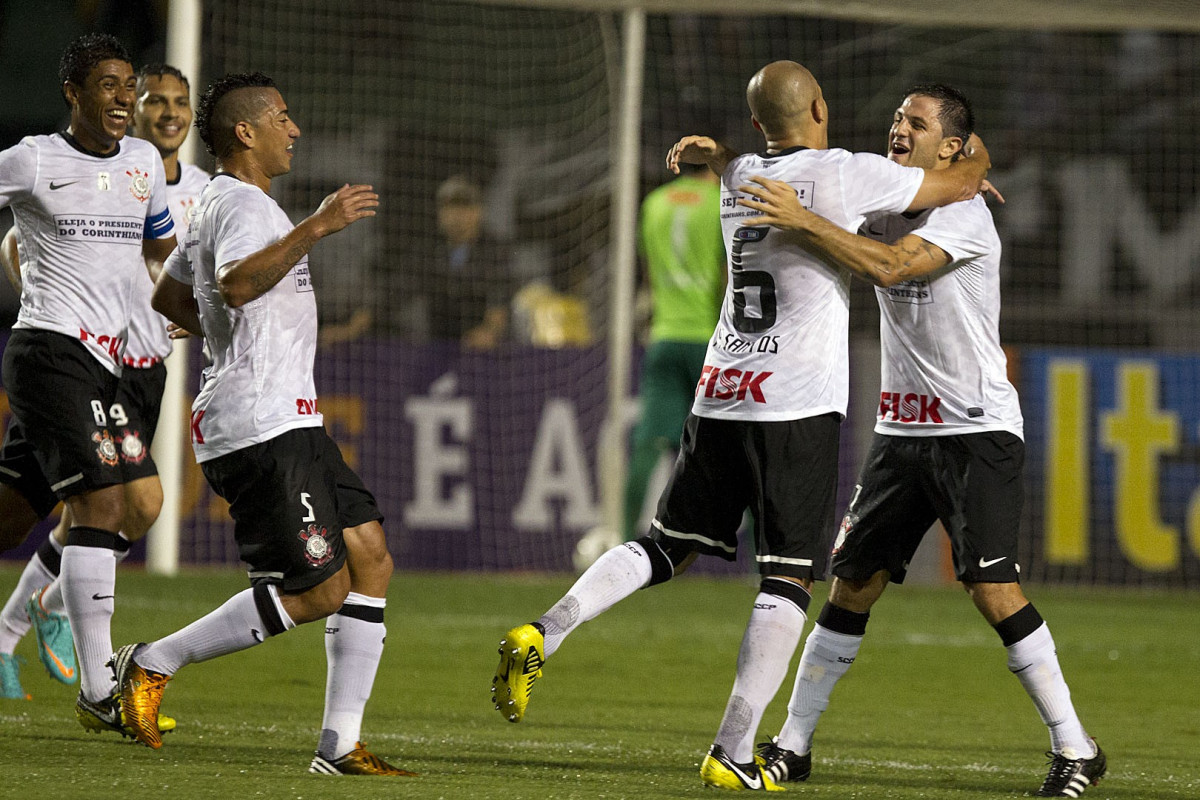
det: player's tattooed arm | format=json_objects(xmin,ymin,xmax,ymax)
[
  {"xmin": 217, "ymin": 184, "xmax": 378, "ymax": 308},
  {"xmin": 737, "ymin": 176, "xmax": 951, "ymax": 286}
]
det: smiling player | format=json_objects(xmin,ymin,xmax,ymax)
[
  {"xmin": 0, "ymin": 34, "xmax": 176, "ymax": 730},
  {"xmin": 737, "ymin": 83, "xmax": 1106, "ymax": 798}
]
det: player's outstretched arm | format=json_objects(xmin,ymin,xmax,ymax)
[
  {"xmin": 666, "ymin": 135, "xmax": 739, "ymax": 177},
  {"xmin": 737, "ymin": 176, "xmax": 951, "ymax": 287},
  {"xmin": 152, "ymin": 271, "xmax": 203, "ymax": 336},
  {"xmin": 217, "ymin": 184, "xmax": 378, "ymax": 308},
  {"xmin": 906, "ymin": 133, "xmax": 990, "ymax": 212}
]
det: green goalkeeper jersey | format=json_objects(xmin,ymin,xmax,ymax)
[{"xmin": 639, "ymin": 174, "xmax": 725, "ymax": 344}]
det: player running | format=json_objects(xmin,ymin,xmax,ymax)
[
  {"xmin": 113, "ymin": 72, "xmax": 412, "ymax": 777},
  {"xmin": 0, "ymin": 63, "xmax": 207, "ymax": 710},
  {"xmin": 0, "ymin": 35, "xmax": 177, "ymax": 733},
  {"xmin": 737, "ymin": 84, "xmax": 1106, "ymax": 798}
]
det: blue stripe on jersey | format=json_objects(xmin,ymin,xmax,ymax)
[{"xmin": 144, "ymin": 207, "xmax": 175, "ymax": 239}]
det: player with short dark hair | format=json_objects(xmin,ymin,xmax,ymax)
[
  {"xmin": 112, "ymin": 72, "xmax": 413, "ymax": 777},
  {"xmin": 0, "ymin": 34, "xmax": 177, "ymax": 728},
  {"xmin": 0, "ymin": 61, "xmax": 209, "ymax": 707},
  {"xmin": 491, "ymin": 61, "xmax": 993, "ymax": 791},
  {"xmin": 737, "ymin": 84, "xmax": 1106, "ymax": 798}
]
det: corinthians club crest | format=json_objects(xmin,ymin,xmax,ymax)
[
  {"xmin": 126, "ymin": 167, "xmax": 151, "ymax": 202},
  {"xmin": 92, "ymin": 430, "xmax": 119, "ymax": 467},
  {"xmin": 117, "ymin": 430, "xmax": 147, "ymax": 464},
  {"xmin": 298, "ymin": 523, "xmax": 334, "ymax": 567}
]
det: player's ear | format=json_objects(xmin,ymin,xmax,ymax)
[
  {"xmin": 233, "ymin": 120, "xmax": 254, "ymax": 149},
  {"xmin": 941, "ymin": 136, "xmax": 964, "ymax": 162},
  {"xmin": 63, "ymin": 81, "xmax": 81, "ymax": 108},
  {"xmin": 812, "ymin": 95, "xmax": 827, "ymax": 126}
]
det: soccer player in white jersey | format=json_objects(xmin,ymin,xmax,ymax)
[
  {"xmin": 0, "ymin": 62, "xmax": 208, "ymax": 707},
  {"xmin": 0, "ymin": 35, "xmax": 177, "ymax": 729},
  {"xmin": 111, "ymin": 71, "xmax": 413, "ymax": 777},
  {"xmin": 491, "ymin": 60, "xmax": 992, "ymax": 791},
  {"xmin": 737, "ymin": 84, "xmax": 1106, "ymax": 798}
]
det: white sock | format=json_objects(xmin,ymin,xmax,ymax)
[
  {"xmin": 538, "ymin": 541, "xmax": 653, "ymax": 658},
  {"xmin": 60, "ymin": 543, "xmax": 117, "ymax": 701},
  {"xmin": 777, "ymin": 623, "xmax": 864, "ymax": 755},
  {"xmin": 136, "ymin": 586, "xmax": 294, "ymax": 676},
  {"xmin": 318, "ymin": 593, "xmax": 386, "ymax": 760},
  {"xmin": 41, "ymin": 578, "xmax": 65, "ymax": 615},
  {"xmin": 0, "ymin": 551, "xmax": 56, "ymax": 652},
  {"xmin": 714, "ymin": 590, "xmax": 807, "ymax": 762},
  {"xmin": 1007, "ymin": 622, "xmax": 1094, "ymax": 757}
]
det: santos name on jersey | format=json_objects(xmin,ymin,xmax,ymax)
[
  {"xmin": 0, "ymin": 133, "xmax": 174, "ymax": 375},
  {"xmin": 694, "ymin": 147, "xmax": 924, "ymax": 423},
  {"xmin": 164, "ymin": 174, "xmax": 321, "ymax": 462},
  {"xmin": 863, "ymin": 194, "xmax": 1023, "ymax": 439},
  {"xmin": 124, "ymin": 161, "xmax": 211, "ymax": 368}
]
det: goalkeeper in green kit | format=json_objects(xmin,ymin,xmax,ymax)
[{"xmin": 622, "ymin": 163, "xmax": 725, "ymax": 542}]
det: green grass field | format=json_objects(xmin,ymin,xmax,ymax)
[{"xmin": 0, "ymin": 566, "xmax": 1196, "ymax": 799}]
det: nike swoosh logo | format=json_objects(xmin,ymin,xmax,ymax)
[
  {"xmin": 1012, "ymin": 663, "xmax": 1034, "ymax": 674},
  {"xmin": 49, "ymin": 180, "xmax": 78, "ymax": 190},
  {"xmin": 92, "ymin": 593, "xmax": 115, "ymax": 600},
  {"xmin": 497, "ymin": 661, "xmax": 511, "ymax": 682},
  {"xmin": 251, "ymin": 628, "xmax": 263, "ymax": 643},
  {"xmin": 978, "ymin": 556, "xmax": 1007, "ymax": 568},
  {"xmin": 725, "ymin": 760, "xmax": 763, "ymax": 790},
  {"xmin": 44, "ymin": 646, "xmax": 75, "ymax": 679}
]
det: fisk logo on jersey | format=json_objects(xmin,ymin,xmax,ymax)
[
  {"xmin": 696, "ymin": 365, "xmax": 773, "ymax": 403},
  {"xmin": 879, "ymin": 391, "xmax": 944, "ymax": 423}
]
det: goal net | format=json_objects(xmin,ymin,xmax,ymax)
[{"xmin": 150, "ymin": 1, "xmax": 1200, "ymax": 587}]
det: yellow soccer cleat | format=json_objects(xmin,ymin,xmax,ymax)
[
  {"xmin": 110, "ymin": 643, "xmax": 171, "ymax": 749},
  {"xmin": 309, "ymin": 742, "xmax": 418, "ymax": 776},
  {"xmin": 490, "ymin": 623, "xmax": 545, "ymax": 723},
  {"xmin": 700, "ymin": 744, "xmax": 785, "ymax": 791},
  {"xmin": 75, "ymin": 690, "xmax": 176, "ymax": 738}
]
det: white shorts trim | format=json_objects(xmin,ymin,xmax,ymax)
[
  {"xmin": 756, "ymin": 554, "xmax": 814, "ymax": 567},
  {"xmin": 50, "ymin": 473, "xmax": 83, "ymax": 492},
  {"xmin": 652, "ymin": 519, "xmax": 737, "ymax": 554}
]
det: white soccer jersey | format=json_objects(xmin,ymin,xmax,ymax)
[
  {"xmin": 124, "ymin": 161, "xmax": 211, "ymax": 367},
  {"xmin": 165, "ymin": 174, "xmax": 322, "ymax": 462},
  {"xmin": 0, "ymin": 133, "xmax": 174, "ymax": 375},
  {"xmin": 694, "ymin": 147, "xmax": 924, "ymax": 421},
  {"xmin": 865, "ymin": 195, "xmax": 1023, "ymax": 439}
]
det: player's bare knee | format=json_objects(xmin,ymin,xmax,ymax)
[
  {"xmin": 288, "ymin": 567, "xmax": 351, "ymax": 624},
  {"xmin": 67, "ymin": 485, "xmax": 125, "ymax": 532},
  {"xmin": 343, "ymin": 521, "xmax": 394, "ymax": 589},
  {"xmin": 121, "ymin": 478, "xmax": 163, "ymax": 540},
  {"xmin": 828, "ymin": 572, "xmax": 887, "ymax": 613},
  {"xmin": 964, "ymin": 580, "xmax": 1028, "ymax": 625}
]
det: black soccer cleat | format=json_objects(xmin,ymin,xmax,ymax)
[
  {"xmin": 1035, "ymin": 741, "xmax": 1107, "ymax": 797},
  {"xmin": 757, "ymin": 738, "xmax": 812, "ymax": 784}
]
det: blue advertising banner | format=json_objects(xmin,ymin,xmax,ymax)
[{"xmin": 1023, "ymin": 349, "xmax": 1200, "ymax": 586}]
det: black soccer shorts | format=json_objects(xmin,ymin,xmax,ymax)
[
  {"xmin": 0, "ymin": 330, "xmax": 122, "ymax": 508},
  {"xmin": 830, "ymin": 431, "xmax": 1024, "ymax": 585},
  {"xmin": 201, "ymin": 426, "xmax": 383, "ymax": 593},
  {"xmin": 649, "ymin": 412, "xmax": 841, "ymax": 581},
  {"xmin": 108, "ymin": 362, "xmax": 167, "ymax": 482}
]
